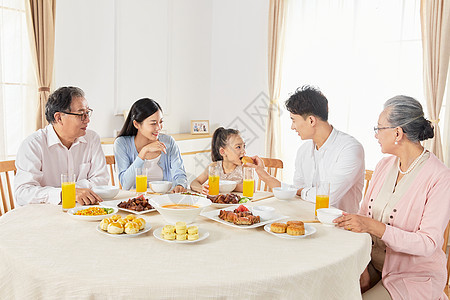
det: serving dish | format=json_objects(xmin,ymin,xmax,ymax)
[
  {"xmin": 152, "ymin": 226, "xmax": 209, "ymax": 243},
  {"xmin": 100, "ymin": 198, "xmax": 156, "ymax": 215},
  {"xmin": 263, "ymin": 223, "xmax": 317, "ymax": 239},
  {"xmin": 96, "ymin": 224, "xmax": 152, "ymax": 237},
  {"xmin": 67, "ymin": 205, "xmax": 118, "ymax": 221}
]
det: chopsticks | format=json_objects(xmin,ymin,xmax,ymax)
[{"xmin": 302, "ymin": 220, "xmax": 321, "ymax": 223}]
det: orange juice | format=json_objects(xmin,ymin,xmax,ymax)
[
  {"xmin": 136, "ymin": 175, "xmax": 148, "ymax": 193},
  {"xmin": 243, "ymin": 179, "xmax": 254, "ymax": 197},
  {"xmin": 315, "ymin": 195, "xmax": 329, "ymax": 215},
  {"xmin": 209, "ymin": 175, "xmax": 220, "ymax": 195},
  {"xmin": 62, "ymin": 182, "xmax": 76, "ymax": 211}
]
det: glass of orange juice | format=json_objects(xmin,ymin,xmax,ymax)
[
  {"xmin": 61, "ymin": 174, "xmax": 76, "ymax": 212},
  {"xmin": 135, "ymin": 167, "xmax": 148, "ymax": 194},
  {"xmin": 315, "ymin": 181, "xmax": 330, "ymax": 216},
  {"xmin": 208, "ymin": 163, "xmax": 220, "ymax": 196},
  {"xmin": 243, "ymin": 167, "xmax": 255, "ymax": 198}
]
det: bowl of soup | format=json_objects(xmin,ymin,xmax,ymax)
[{"xmin": 148, "ymin": 194, "xmax": 212, "ymax": 224}]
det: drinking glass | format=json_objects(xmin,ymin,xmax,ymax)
[
  {"xmin": 208, "ymin": 163, "xmax": 220, "ymax": 196},
  {"xmin": 315, "ymin": 181, "xmax": 330, "ymax": 216},
  {"xmin": 243, "ymin": 167, "xmax": 255, "ymax": 198},
  {"xmin": 61, "ymin": 174, "xmax": 76, "ymax": 212},
  {"xmin": 135, "ymin": 167, "xmax": 148, "ymax": 194}
]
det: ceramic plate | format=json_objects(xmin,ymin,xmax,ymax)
[
  {"xmin": 100, "ymin": 198, "xmax": 156, "ymax": 215},
  {"xmin": 153, "ymin": 226, "xmax": 209, "ymax": 243},
  {"xmin": 201, "ymin": 206, "xmax": 288, "ymax": 229},
  {"xmin": 67, "ymin": 205, "xmax": 118, "ymax": 221},
  {"xmin": 96, "ymin": 223, "xmax": 152, "ymax": 237},
  {"xmin": 263, "ymin": 223, "xmax": 317, "ymax": 239}
]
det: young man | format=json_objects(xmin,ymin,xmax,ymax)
[
  {"xmin": 251, "ymin": 85, "xmax": 364, "ymax": 213},
  {"xmin": 14, "ymin": 86, "xmax": 109, "ymax": 206}
]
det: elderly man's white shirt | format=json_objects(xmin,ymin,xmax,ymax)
[
  {"xmin": 293, "ymin": 128, "xmax": 364, "ymax": 213},
  {"xmin": 14, "ymin": 125, "xmax": 109, "ymax": 205}
]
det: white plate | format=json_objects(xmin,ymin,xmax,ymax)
[
  {"xmin": 96, "ymin": 223, "xmax": 152, "ymax": 237},
  {"xmin": 67, "ymin": 205, "xmax": 119, "ymax": 221},
  {"xmin": 100, "ymin": 198, "xmax": 156, "ymax": 215},
  {"xmin": 263, "ymin": 223, "xmax": 317, "ymax": 239},
  {"xmin": 200, "ymin": 206, "xmax": 288, "ymax": 229},
  {"xmin": 153, "ymin": 226, "xmax": 209, "ymax": 243}
]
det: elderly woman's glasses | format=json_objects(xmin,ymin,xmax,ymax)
[
  {"xmin": 60, "ymin": 109, "xmax": 93, "ymax": 121},
  {"xmin": 373, "ymin": 126, "xmax": 396, "ymax": 134}
]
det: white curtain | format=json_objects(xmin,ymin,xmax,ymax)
[
  {"xmin": 280, "ymin": 0, "xmax": 424, "ymax": 181},
  {"xmin": 0, "ymin": 1, "xmax": 37, "ymax": 160}
]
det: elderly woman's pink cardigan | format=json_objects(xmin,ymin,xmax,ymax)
[{"xmin": 360, "ymin": 153, "xmax": 450, "ymax": 300}]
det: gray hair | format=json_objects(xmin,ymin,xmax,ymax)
[
  {"xmin": 45, "ymin": 86, "xmax": 85, "ymax": 124},
  {"xmin": 384, "ymin": 95, "xmax": 434, "ymax": 142}
]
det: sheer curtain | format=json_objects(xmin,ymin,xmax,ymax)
[
  {"xmin": 280, "ymin": 0, "xmax": 425, "ymax": 182},
  {"xmin": 0, "ymin": 0, "xmax": 36, "ymax": 160}
]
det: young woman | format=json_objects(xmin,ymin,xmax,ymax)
[
  {"xmin": 335, "ymin": 96, "xmax": 450, "ymax": 299},
  {"xmin": 114, "ymin": 98, "xmax": 187, "ymax": 193}
]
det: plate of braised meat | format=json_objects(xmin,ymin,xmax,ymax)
[{"xmin": 101, "ymin": 195, "xmax": 156, "ymax": 215}]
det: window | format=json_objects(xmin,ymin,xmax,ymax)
[
  {"xmin": 280, "ymin": 0, "xmax": 426, "ymax": 181},
  {"xmin": 0, "ymin": 0, "xmax": 36, "ymax": 159}
]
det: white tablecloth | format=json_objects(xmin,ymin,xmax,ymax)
[{"xmin": 0, "ymin": 193, "xmax": 371, "ymax": 299}]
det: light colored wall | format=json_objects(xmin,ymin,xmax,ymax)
[{"xmin": 54, "ymin": 0, "xmax": 269, "ymax": 157}]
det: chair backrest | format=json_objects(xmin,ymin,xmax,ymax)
[
  {"xmin": 0, "ymin": 160, "xmax": 16, "ymax": 216},
  {"xmin": 257, "ymin": 157, "xmax": 283, "ymax": 192},
  {"xmin": 105, "ymin": 155, "xmax": 120, "ymax": 188},
  {"xmin": 364, "ymin": 170, "xmax": 374, "ymax": 197},
  {"xmin": 443, "ymin": 221, "xmax": 450, "ymax": 296}
]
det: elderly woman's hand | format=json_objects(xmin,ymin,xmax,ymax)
[{"xmin": 334, "ymin": 212, "xmax": 386, "ymax": 239}]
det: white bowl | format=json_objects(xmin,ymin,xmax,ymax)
[
  {"xmin": 316, "ymin": 208, "xmax": 343, "ymax": 226},
  {"xmin": 251, "ymin": 206, "xmax": 275, "ymax": 220},
  {"xmin": 92, "ymin": 185, "xmax": 120, "ymax": 199},
  {"xmin": 219, "ymin": 180, "xmax": 237, "ymax": 193},
  {"xmin": 149, "ymin": 181, "xmax": 172, "ymax": 193},
  {"xmin": 148, "ymin": 194, "xmax": 212, "ymax": 224},
  {"xmin": 273, "ymin": 187, "xmax": 297, "ymax": 200}
]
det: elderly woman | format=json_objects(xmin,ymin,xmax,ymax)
[{"xmin": 335, "ymin": 96, "xmax": 450, "ymax": 300}]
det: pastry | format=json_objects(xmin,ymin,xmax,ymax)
[
  {"xmin": 270, "ymin": 223, "xmax": 287, "ymax": 233},
  {"xmin": 125, "ymin": 214, "xmax": 136, "ymax": 221},
  {"xmin": 125, "ymin": 222, "xmax": 139, "ymax": 234},
  {"xmin": 176, "ymin": 234, "xmax": 187, "ymax": 241},
  {"xmin": 187, "ymin": 226, "xmax": 198, "ymax": 235},
  {"xmin": 163, "ymin": 225, "xmax": 175, "ymax": 234},
  {"xmin": 134, "ymin": 218, "xmax": 145, "ymax": 230},
  {"xmin": 287, "ymin": 221, "xmax": 304, "ymax": 227},
  {"xmin": 286, "ymin": 224, "xmax": 305, "ymax": 236},
  {"xmin": 107, "ymin": 222, "xmax": 124, "ymax": 234},
  {"xmin": 176, "ymin": 228, "xmax": 186, "ymax": 235},
  {"xmin": 117, "ymin": 218, "xmax": 127, "ymax": 226},
  {"xmin": 176, "ymin": 222, "xmax": 187, "ymax": 234},
  {"xmin": 188, "ymin": 233, "xmax": 199, "ymax": 241},
  {"xmin": 110, "ymin": 214, "xmax": 121, "ymax": 221},
  {"xmin": 100, "ymin": 218, "xmax": 111, "ymax": 231},
  {"xmin": 163, "ymin": 231, "xmax": 176, "ymax": 240},
  {"xmin": 241, "ymin": 156, "xmax": 254, "ymax": 165}
]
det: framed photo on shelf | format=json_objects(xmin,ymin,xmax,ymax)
[{"xmin": 191, "ymin": 120, "xmax": 210, "ymax": 135}]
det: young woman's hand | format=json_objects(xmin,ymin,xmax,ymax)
[
  {"xmin": 172, "ymin": 185, "xmax": 186, "ymax": 193},
  {"xmin": 138, "ymin": 141, "xmax": 166, "ymax": 159},
  {"xmin": 201, "ymin": 184, "xmax": 209, "ymax": 195}
]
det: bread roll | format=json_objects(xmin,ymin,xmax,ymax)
[
  {"xmin": 286, "ymin": 224, "xmax": 305, "ymax": 236},
  {"xmin": 287, "ymin": 221, "xmax": 304, "ymax": 227},
  {"xmin": 134, "ymin": 218, "xmax": 146, "ymax": 230},
  {"xmin": 100, "ymin": 218, "xmax": 111, "ymax": 231},
  {"xmin": 188, "ymin": 233, "xmax": 199, "ymax": 241},
  {"xmin": 117, "ymin": 218, "xmax": 127, "ymax": 226},
  {"xmin": 125, "ymin": 222, "xmax": 139, "ymax": 234},
  {"xmin": 107, "ymin": 222, "xmax": 124, "ymax": 234},
  {"xmin": 241, "ymin": 156, "xmax": 254, "ymax": 165},
  {"xmin": 270, "ymin": 223, "xmax": 287, "ymax": 233},
  {"xmin": 125, "ymin": 214, "xmax": 136, "ymax": 221},
  {"xmin": 110, "ymin": 214, "xmax": 122, "ymax": 221},
  {"xmin": 187, "ymin": 226, "xmax": 198, "ymax": 235}
]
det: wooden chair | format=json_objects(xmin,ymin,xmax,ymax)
[
  {"xmin": 105, "ymin": 155, "xmax": 120, "ymax": 188},
  {"xmin": 443, "ymin": 221, "xmax": 450, "ymax": 296},
  {"xmin": 257, "ymin": 157, "xmax": 283, "ymax": 192},
  {"xmin": 0, "ymin": 160, "xmax": 16, "ymax": 216},
  {"xmin": 364, "ymin": 170, "xmax": 373, "ymax": 197}
]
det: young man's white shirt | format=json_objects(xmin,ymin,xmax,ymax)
[
  {"xmin": 14, "ymin": 124, "xmax": 109, "ymax": 205},
  {"xmin": 292, "ymin": 127, "xmax": 364, "ymax": 213}
]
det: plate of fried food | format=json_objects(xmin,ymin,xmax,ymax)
[
  {"xmin": 201, "ymin": 205, "xmax": 287, "ymax": 229},
  {"xmin": 100, "ymin": 194, "xmax": 156, "ymax": 214},
  {"xmin": 207, "ymin": 193, "xmax": 252, "ymax": 208},
  {"xmin": 264, "ymin": 220, "xmax": 316, "ymax": 239},
  {"xmin": 67, "ymin": 205, "xmax": 118, "ymax": 221},
  {"xmin": 153, "ymin": 221, "xmax": 209, "ymax": 243},
  {"xmin": 96, "ymin": 214, "xmax": 152, "ymax": 237}
]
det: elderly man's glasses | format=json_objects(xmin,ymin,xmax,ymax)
[
  {"xmin": 60, "ymin": 109, "xmax": 93, "ymax": 121},
  {"xmin": 373, "ymin": 126, "xmax": 396, "ymax": 134}
]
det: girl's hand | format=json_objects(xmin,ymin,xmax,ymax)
[
  {"xmin": 172, "ymin": 185, "xmax": 186, "ymax": 193},
  {"xmin": 138, "ymin": 141, "xmax": 167, "ymax": 159},
  {"xmin": 201, "ymin": 184, "xmax": 209, "ymax": 195}
]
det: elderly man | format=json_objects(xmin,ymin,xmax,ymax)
[
  {"xmin": 250, "ymin": 85, "xmax": 365, "ymax": 213},
  {"xmin": 14, "ymin": 86, "xmax": 109, "ymax": 206}
]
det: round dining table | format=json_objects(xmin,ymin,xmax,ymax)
[{"xmin": 0, "ymin": 191, "xmax": 371, "ymax": 299}]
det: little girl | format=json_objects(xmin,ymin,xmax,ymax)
[{"xmin": 190, "ymin": 127, "xmax": 246, "ymax": 194}]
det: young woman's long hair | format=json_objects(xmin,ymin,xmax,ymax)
[
  {"xmin": 211, "ymin": 127, "xmax": 240, "ymax": 162},
  {"xmin": 117, "ymin": 98, "xmax": 162, "ymax": 137}
]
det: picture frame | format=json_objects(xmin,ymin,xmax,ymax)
[{"xmin": 191, "ymin": 120, "xmax": 210, "ymax": 135}]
